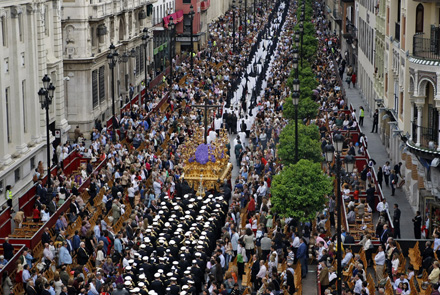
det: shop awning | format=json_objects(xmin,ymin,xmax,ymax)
[{"xmin": 163, "ymin": 10, "xmax": 184, "ymax": 29}]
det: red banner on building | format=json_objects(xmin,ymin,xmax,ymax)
[{"xmin": 163, "ymin": 10, "xmax": 184, "ymax": 29}]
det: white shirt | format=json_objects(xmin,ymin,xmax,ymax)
[
  {"xmin": 44, "ymin": 247, "xmax": 54, "ymax": 261},
  {"xmin": 376, "ymin": 201, "xmax": 389, "ymax": 213},
  {"xmin": 257, "ymin": 264, "xmax": 267, "ymax": 279},
  {"xmin": 374, "ymin": 251, "xmax": 386, "ymax": 265},
  {"xmin": 292, "ymin": 236, "xmax": 300, "ymax": 248},
  {"xmin": 153, "ymin": 181, "xmax": 161, "ymax": 196},
  {"xmin": 353, "ymin": 278, "xmax": 363, "ymax": 294},
  {"xmin": 341, "ymin": 252, "xmax": 353, "ymax": 265},
  {"xmin": 434, "ymin": 238, "xmax": 440, "ymax": 251}
]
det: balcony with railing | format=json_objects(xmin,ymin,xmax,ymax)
[
  {"xmin": 413, "ymin": 33, "xmax": 440, "ymax": 60},
  {"xmin": 343, "ymin": 21, "xmax": 357, "ymax": 40},
  {"xmin": 88, "ymin": 0, "xmax": 152, "ymax": 20},
  {"xmin": 407, "ymin": 123, "xmax": 440, "ymax": 156}
]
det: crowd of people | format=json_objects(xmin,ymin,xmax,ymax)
[
  {"xmin": 1, "ymin": 1, "xmax": 312, "ymax": 295},
  {"xmin": 5, "ymin": 0, "xmax": 433, "ymax": 294}
]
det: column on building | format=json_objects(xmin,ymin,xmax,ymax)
[
  {"xmin": 415, "ymin": 101, "xmax": 424, "ymax": 147},
  {"xmin": 10, "ymin": 8, "xmax": 28, "ymax": 155},
  {"xmin": 26, "ymin": 3, "xmax": 42, "ymax": 145}
]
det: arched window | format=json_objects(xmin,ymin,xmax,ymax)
[
  {"xmin": 416, "ymin": 4, "xmax": 424, "ymax": 33},
  {"xmin": 119, "ymin": 17, "xmax": 125, "ymax": 41}
]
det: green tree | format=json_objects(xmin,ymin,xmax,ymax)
[
  {"xmin": 283, "ymin": 96, "xmax": 319, "ymax": 121},
  {"xmin": 270, "ymin": 160, "xmax": 333, "ymax": 222},
  {"xmin": 277, "ymin": 122, "xmax": 322, "ymax": 164}
]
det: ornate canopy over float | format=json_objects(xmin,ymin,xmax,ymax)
[{"xmin": 181, "ymin": 128, "xmax": 232, "ymax": 193}]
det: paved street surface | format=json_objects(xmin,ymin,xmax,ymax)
[{"xmin": 344, "ymin": 77, "xmax": 416, "ymax": 239}]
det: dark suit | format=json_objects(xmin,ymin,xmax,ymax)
[
  {"xmin": 26, "ymin": 286, "xmax": 38, "ymax": 295},
  {"xmin": 3, "ymin": 242, "xmax": 14, "ymax": 260},
  {"xmin": 393, "ymin": 208, "xmax": 401, "ymax": 238},
  {"xmin": 42, "ymin": 232, "xmax": 51, "ymax": 245},
  {"xmin": 77, "ymin": 247, "xmax": 89, "ymax": 265},
  {"xmin": 380, "ymin": 229, "xmax": 389, "ymax": 244},
  {"xmin": 48, "ymin": 201, "xmax": 57, "ymax": 215}
]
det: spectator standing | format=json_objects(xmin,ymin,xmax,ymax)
[
  {"xmin": 412, "ymin": 211, "xmax": 422, "ymax": 239},
  {"xmin": 393, "ymin": 204, "xmax": 401, "ymax": 238},
  {"xmin": 297, "ymin": 238, "xmax": 308, "ymax": 279},
  {"xmin": 383, "ymin": 162, "xmax": 391, "ymax": 186},
  {"xmin": 371, "ymin": 109, "xmax": 379, "ymax": 133},
  {"xmin": 359, "ymin": 106, "xmax": 365, "ymax": 127}
]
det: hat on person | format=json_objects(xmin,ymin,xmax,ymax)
[
  {"xmin": 154, "ymin": 273, "xmax": 160, "ymax": 278},
  {"xmin": 126, "ymin": 266, "xmax": 132, "ymax": 271},
  {"xmin": 124, "ymin": 281, "xmax": 131, "ymax": 286},
  {"xmin": 138, "ymin": 282, "xmax": 145, "ymax": 287}
]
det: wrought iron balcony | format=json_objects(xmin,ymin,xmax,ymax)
[
  {"xmin": 413, "ymin": 33, "xmax": 440, "ymax": 60},
  {"xmin": 407, "ymin": 123, "xmax": 440, "ymax": 157}
]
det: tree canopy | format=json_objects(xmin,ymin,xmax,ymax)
[
  {"xmin": 270, "ymin": 160, "xmax": 333, "ymax": 222},
  {"xmin": 277, "ymin": 121, "xmax": 322, "ymax": 165},
  {"xmin": 283, "ymin": 96, "xmax": 319, "ymax": 121}
]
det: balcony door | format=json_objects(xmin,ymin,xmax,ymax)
[{"xmin": 416, "ymin": 4, "xmax": 423, "ymax": 33}]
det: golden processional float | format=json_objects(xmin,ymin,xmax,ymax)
[{"xmin": 181, "ymin": 128, "xmax": 233, "ymax": 195}]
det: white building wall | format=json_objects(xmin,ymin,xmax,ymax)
[
  {"xmin": 0, "ymin": 0, "xmax": 69, "ymax": 205},
  {"xmin": 62, "ymin": 0, "xmax": 156, "ymax": 136},
  {"xmin": 355, "ymin": 0, "xmax": 376, "ymax": 114},
  {"xmin": 153, "ymin": 0, "xmax": 174, "ymax": 26}
]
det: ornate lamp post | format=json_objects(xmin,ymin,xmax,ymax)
[
  {"xmin": 253, "ymin": 0, "xmax": 256, "ymax": 23},
  {"xmin": 168, "ymin": 16, "xmax": 175, "ymax": 85},
  {"xmin": 300, "ymin": 14, "xmax": 304, "ymax": 67},
  {"xmin": 142, "ymin": 28, "xmax": 150, "ymax": 90},
  {"xmin": 189, "ymin": 5, "xmax": 195, "ymax": 70},
  {"xmin": 244, "ymin": 0, "xmax": 247, "ymax": 37},
  {"xmin": 239, "ymin": 0, "xmax": 243, "ymax": 46},
  {"xmin": 38, "ymin": 75, "xmax": 55, "ymax": 186},
  {"xmin": 232, "ymin": 0, "xmax": 236, "ymax": 53},
  {"xmin": 107, "ymin": 43, "xmax": 119, "ymax": 143},
  {"xmin": 324, "ymin": 136, "xmax": 355, "ymax": 295},
  {"xmin": 292, "ymin": 78, "xmax": 300, "ymax": 163}
]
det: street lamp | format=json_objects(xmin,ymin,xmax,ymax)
[
  {"xmin": 168, "ymin": 16, "xmax": 175, "ymax": 85},
  {"xmin": 300, "ymin": 16, "xmax": 304, "ymax": 68},
  {"xmin": 142, "ymin": 28, "xmax": 150, "ymax": 90},
  {"xmin": 232, "ymin": 0, "xmax": 236, "ymax": 53},
  {"xmin": 293, "ymin": 48, "xmax": 299, "ymax": 78},
  {"xmin": 189, "ymin": 5, "xmax": 195, "ymax": 70},
  {"xmin": 253, "ymin": 0, "xmax": 256, "ymax": 23},
  {"xmin": 324, "ymin": 134, "xmax": 355, "ymax": 295},
  {"xmin": 107, "ymin": 43, "xmax": 119, "ymax": 143},
  {"xmin": 292, "ymin": 78, "xmax": 300, "ymax": 163},
  {"xmin": 244, "ymin": 0, "xmax": 247, "ymax": 37},
  {"xmin": 38, "ymin": 75, "xmax": 56, "ymax": 186},
  {"xmin": 239, "ymin": 0, "xmax": 243, "ymax": 46}
]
